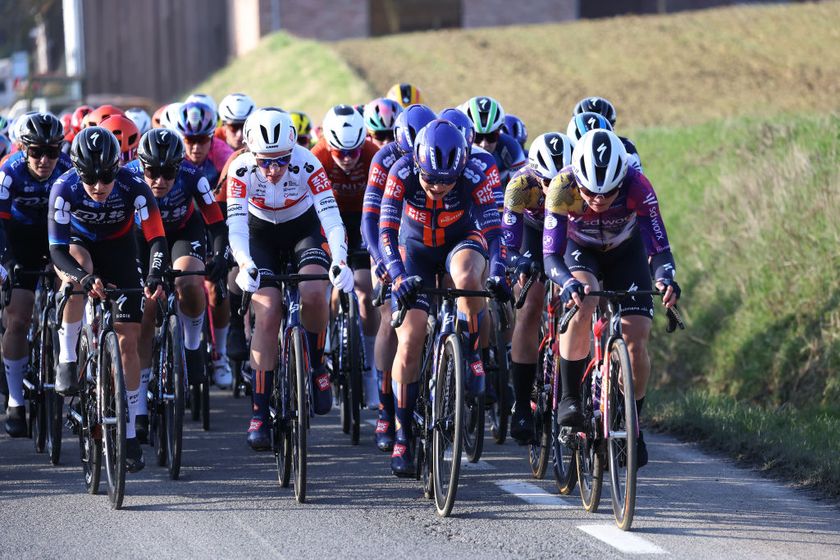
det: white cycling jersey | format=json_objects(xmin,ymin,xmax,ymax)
[{"xmin": 226, "ymin": 146, "xmax": 347, "ymax": 268}]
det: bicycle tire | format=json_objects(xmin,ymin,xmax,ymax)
[
  {"xmin": 551, "ymin": 357, "xmax": 577, "ymax": 495},
  {"xmin": 347, "ymin": 297, "xmax": 363, "ymax": 446},
  {"xmin": 45, "ymin": 312, "xmax": 63, "ymax": 465},
  {"xmin": 101, "ymin": 330, "xmax": 126, "ymax": 510},
  {"xmin": 577, "ymin": 367, "xmax": 603, "ymax": 513},
  {"xmin": 190, "ymin": 383, "xmax": 200, "ymax": 422},
  {"xmin": 606, "ymin": 337, "xmax": 637, "ymax": 530},
  {"xmin": 77, "ymin": 331, "xmax": 101, "ymax": 494},
  {"xmin": 201, "ymin": 379, "xmax": 210, "ymax": 431},
  {"xmin": 31, "ymin": 333, "xmax": 46, "ymax": 453},
  {"xmin": 273, "ymin": 350, "xmax": 292, "ymax": 488},
  {"xmin": 529, "ymin": 352, "xmax": 551, "ymax": 479},
  {"xmin": 462, "ymin": 394, "xmax": 485, "ymax": 463},
  {"xmin": 165, "ymin": 314, "xmax": 185, "ymax": 480},
  {"xmin": 290, "ymin": 327, "xmax": 307, "ymax": 503},
  {"xmin": 433, "ymin": 334, "xmax": 464, "ymax": 517},
  {"xmin": 489, "ymin": 302, "xmax": 510, "ymax": 444},
  {"xmin": 232, "ymin": 359, "xmax": 243, "ymax": 398}
]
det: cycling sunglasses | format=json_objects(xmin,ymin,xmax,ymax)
[
  {"xmin": 256, "ymin": 153, "xmax": 292, "ymax": 168},
  {"xmin": 225, "ymin": 122, "xmax": 245, "ymax": 132},
  {"xmin": 420, "ymin": 172, "xmax": 454, "ymax": 186},
  {"xmin": 371, "ymin": 130, "xmax": 394, "ymax": 142},
  {"xmin": 79, "ymin": 167, "xmax": 117, "ymax": 186},
  {"xmin": 143, "ymin": 164, "xmax": 180, "ymax": 180},
  {"xmin": 578, "ymin": 185, "xmax": 619, "ymax": 199},
  {"xmin": 475, "ymin": 130, "xmax": 500, "ymax": 143},
  {"xmin": 331, "ymin": 147, "xmax": 362, "ymax": 159},
  {"xmin": 184, "ymin": 134, "xmax": 212, "ymax": 145},
  {"xmin": 27, "ymin": 144, "xmax": 62, "ymax": 160},
  {"xmin": 296, "ymin": 135, "xmax": 311, "ymax": 147}
]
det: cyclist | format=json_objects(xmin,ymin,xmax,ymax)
[
  {"xmin": 125, "ymin": 108, "xmax": 152, "ymax": 136},
  {"xmin": 362, "ymin": 104, "xmax": 436, "ymax": 451},
  {"xmin": 462, "ymin": 96, "xmax": 526, "ymax": 191},
  {"xmin": 216, "ymin": 93, "xmax": 255, "ymax": 150},
  {"xmin": 501, "ymin": 114, "xmax": 528, "ymax": 151},
  {"xmin": 386, "ymin": 83, "xmax": 423, "ymax": 109},
  {"xmin": 49, "ymin": 126, "xmax": 168, "ymax": 472},
  {"xmin": 312, "ymin": 105, "xmax": 380, "ymax": 410},
  {"xmin": 100, "ymin": 115, "xmax": 140, "ymax": 167},
  {"xmin": 363, "ymin": 98, "xmax": 402, "ymax": 149},
  {"xmin": 185, "ymin": 93, "xmax": 217, "ymax": 117},
  {"xmin": 379, "ymin": 119, "xmax": 509, "ymax": 476},
  {"xmin": 572, "ymin": 96, "xmax": 643, "ymax": 172},
  {"xmin": 289, "ymin": 111, "xmax": 313, "ymax": 148},
  {"xmin": 542, "ymin": 129, "xmax": 679, "ymax": 467},
  {"xmin": 502, "ymin": 131, "xmax": 574, "ymax": 443},
  {"xmin": 226, "ymin": 108, "xmax": 353, "ymax": 450},
  {"xmin": 81, "ymin": 104, "xmax": 124, "ymax": 128},
  {"xmin": 0, "ymin": 113, "xmax": 72, "ymax": 437},
  {"xmin": 0, "ymin": 134, "xmax": 11, "ymax": 160},
  {"xmin": 158, "ymin": 102, "xmax": 183, "ymax": 131}
]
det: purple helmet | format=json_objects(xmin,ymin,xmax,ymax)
[
  {"xmin": 438, "ymin": 107, "xmax": 475, "ymax": 149},
  {"xmin": 502, "ymin": 114, "xmax": 527, "ymax": 148},
  {"xmin": 394, "ymin": 104, "xmax": 436, "ymax": 155},
  {"xmin": 414, "ymin": 119, "xmax": 468, "ymax": 184},
  {"xmin": 175, "ymin": 101, "xmax": 216, "ymax": 137}
]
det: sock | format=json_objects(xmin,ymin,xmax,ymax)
[
  {"xmin": 511, "ymin": 361, "xmax": 537, "ymax": 408},
  {"xmin": 391, "ymin": 380, "xmax": 418, "ymax": 444},
  {"xmin": 636, "ymin": 396, "xmax": 646, "ymax": 421},
  {"xmin": 364, "ymin": 335, "xmax": 376, "ymax": 372},
  {"xmin": 457, "ymin": 309, "xmax": 484, "ymax": 360},
  {"xmin": 178, "ymin": 307, "xmax": 204, "ymax": 351},
  {"xmin": 214, "ymin": 325, "xmax": 229, "ymax": 358},
  {"xmin": 251, "ymin": 369, "xmax": 274, "ymax": 419},
  {"xmin": 306, "ymin": 329, "xmax": 325, "ymax": 370},
  {"xmin": 559, "ymin": 357, "xmax": 588, "ymax": 401},
  {"xmin": 58, "ymin": 320, "xmax": 82, "ymax": 363},
  {"xmin": 3, "ymin": 357, "xmax": 27, "ymax": 407},
  {"xmin": 377, "ymin": 368, "xmax": 394, "ymax": 418},
  {"xmin": 126, "ymin": 388, "xmax": 140, "ymax": 439},
  {"xmin": 137, "ymin": 368, "xmax": 151, "ymax": 415}
]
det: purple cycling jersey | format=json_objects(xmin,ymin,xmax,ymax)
[{"xmin": 362, "ymin": 142, "xmax": 402, "ymax": 265}]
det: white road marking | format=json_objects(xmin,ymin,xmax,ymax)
[
  {"xmin": 577, "ymin": 524, "xmax": 667, "ymax": 554},
  {"xmin": 460, "ymin": 457, "xmax": 495, "ymax": 470},
  {"xmin": 495, "ymin": 479, "xmax": 575, "ymax": 508}
]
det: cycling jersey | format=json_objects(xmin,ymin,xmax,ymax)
[
  {"xmin": 0, "ymin": 151, "xmax": 73, "ymax": 225},
  {"xmin": 191, "ymin": 138, "xmax": 234, "ymax": 187},
  {"xmin": 310, "ymin": 137, "xmax": 379, "ymax": 214},
  {"xmin": 620, "ymin": 136, "xmax": 643, "ymax": 173},
  {"xmin": 468, "ymin": 145, "xmax": 503, "ymax": 210},
  {"xmin": 542, "ymin": 166, "xmax": 675, "ymax": 287},
  {"xmin": 362, "ymin": 142, "xmax": 403, "ymax": 266},
  {"xmin": 226, "ymin": 146, "xmax": 347, "ymax": 269},
  {"xmin": 492, "ymin": 132, "xmax": 527, "ymax": 187},
  {"xmin": 502, "ymin": 166, "xmax": 546, "ymax": 257},
  {"xmin": 379, "ymin": 155, "xmax": 505, "ymax": 282}
]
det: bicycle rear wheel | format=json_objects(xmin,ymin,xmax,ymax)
[
  {"xmin": 272, "ymin": 353, "xmax": 292, "ymax": 488},
  {"xmin": 289, "ymin": 327, "xmax": 308, "ymax": 503},
  {"xmin": 462, "ymin": 394, "xmax": 484, "ymax": 463},
  {"xmin": 201, "ymin": 379, "xmax": 210, "ymax": 431},
  {"xmin": 432, "ymin": 334, "xmax": 464, "ymax": 517},
  {"xmin": 77, "ymin": 331, "xmax": 101, "ymax": 494},
  {"xmin": 606, "ymin": 337, "xmax": 637, "ymax": 530},
  {"xmin": 44, "ymin": 313, "xmax": 63, "ymax": 465},
  {"xmin": 30, "ymin": 333, "xmax": 46, "ymax": 453},
  {"xmin": 488, "ymin": 302, "xmax": 510, "ymax": 444},
  {"xmin": 347, "ymin": 298, "xmax": 363, "ymax": 446},
  {"xmin": 552, "ymin": 358, "xmax": 577, "ymax": 494},
  {"xmin": 529, "ymin": 353, "xmax": 551, "ymax": 479},
  {"xmin": 100, "ymin": 331, "xmax": 126, "ymax": 510},
  {"xmin": 165, "ymin": 314, "xmax": 185, "ymax": 480}
]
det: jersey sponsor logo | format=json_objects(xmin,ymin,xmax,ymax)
[
  {"xmin": 649, "ymin": 207, "xmax": 665, "ymax": 241},
  {"xmin": 0, "ymin": 171, "xmax": 10, "ymax": 200},
  {"xmin": 384, "ymin": 176, "xmax": 403, "ymax": 199},
  {"xmin": 235, "ymin": 166, "xmax": 247, "ymax": 177},
  {"xmin": 486, "ymin": 167, "xmax": 501, "ymax": 189},
  {"xmin": 304, "ymin": 162, "xmax": 314, "ymax": 173},
  {"xmin": 11, "ymin": 195, "xmax": 43, "ymax": 207},
  {"xmin": 642, "ymin": 192, "xmax": 658, "ymax": 206},
  {"xmin": 572, "ymin": 249, "xmax": 582, "ymax": 262},
  {"xmin": 470, "ymin": 156, "xmax": 488, "ymax": 172},
  {"xmin": 53, "ymin": 196, "xmax": 72, "ymax": 225},
  {"xmin": 396, "ymin": 164, "xmax": 411, "ymax": 180},
  {"xmin": 196, "ymin": 176, "xmax": 214, "ymax": 205},
  {"xmin": 503, "ymin": 212, "xmax": 517, "ymax": 226},
  {"xmin": 369, "ymin": 165, "xmax": 387, "ymax": 187},
  {"xmin": 437, "ymin": 210, "xmax": 464, "ymax": 228},
  {"xmin": 544, "ymin": 215, "xmax": 558, "ymax": 230},
  {"xmin": 473, "ymin": 182, "xmax": 494, "ymax": 205},
  {"xmin": 462, "ymin": 167, "xmax": 481, "ymax": 184},
  {"xmin": 308, "ymin": 168, "xmax": 330, "ymax": 193},
  {"xmin": 543, "ymin": 235, "xmax": 554, "ymax": 248},
  {"xmin": 383, "ymin": 153, "xmax": 397, "ymax": 167},
  {"xmin": 406, "ymin": 205, "xmax": 431, "ymax": 225},
  {"xmin": 228, "ymin": 177, "xmax": 246, "ymax": 198},
  {"xmin": 134, "ymin": 195, "xmax": 150, "ymax": 221}
]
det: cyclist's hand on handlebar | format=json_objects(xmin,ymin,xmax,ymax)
[
  {"xmin": 145, "ymin": 274, "xmax": 165, "ymax": 300},
  {"xmin": 655, "ymin": 278, "xmax": 681, "ymax": 309},
  {"xmin": 393, "ymin": 275, "xmax": 422, "ymax": 310},
  {"xmin": 81, "ymin": 273, "xmax": 107, "ymax": 300},
  {"xmin": 560, "ymin": 278, "xmax": 588, "ymax": 308},
  {"xmin": 235, "ymin": 265, "xmax": 260, "ymax": 293},
  {"xmin": 373, "ymin": 259, "xmax": 391, "ymax": 285},
  {"xmin": 329, "ymin": 261, "xmax": 354, "ymax": 294},
  {"xmin": 513, "ymin": 256, "xmax": 533, "ymax": 288},
  {"xmin": 486, "ymin": 275, "xmax": 512, "ymax": 303}
]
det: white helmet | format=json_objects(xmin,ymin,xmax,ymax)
[
  {"xmin": 185, "ymin": 93, "xmax": 217, "ymax": 118},
  {"xmin": 244, "ymin": 107, "xmax": 296, "ymax": 153},
  {"xmin": 528, "ymin": 132, "xmax": 574, "ymax": 180},
  {"xmin": 571, "ymin": 130, "xmax": 628, "ymax": 195},
  {"xmin": 124, "ymin": 108, "xmax": 151, "ymax": 136},
  {"xmin": 218, "ymin": 93, "xmax": 256, "ymax": 124},
  {"xmin": 322, "ymin": 104, "xmax": 366, "ymax": 150},
  {"xmin": 160, "ymin": 102, "xmax": 183, "ymax": 130}
]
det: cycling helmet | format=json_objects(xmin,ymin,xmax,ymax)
[
  {"xmin": 571, "ymin": 130, "xmax": 628, "ymax": 196},
  {"xmin": 124, "ymin": 108, "xmax": 151, "ymax": 135},
  {"xmin": 414, "ymin": 119, "xmax": 468, "ymax": 184},
  {"xmin": 60, "ymin": 113, "xmax": 73, "ymax": 134},
  {"xmin": 70, "ymin": 126, "xmax": 121, "ymax": 184},
  {"xmin": 175, "ymin": 101, "xmax": 216, "ymax": 137},
  {"xmin": 138, "ymin": 128, "xmax": 185, "ymax": 169},
  {"xmin": 438, "ymin": 107, "xmax": 475, "ymax": 148},
  {"xmin": 502, "ymin": 114, "xmax": 528, "ymax": 147},
  {"xmin": 528, "ymin": 132, "xmax": 573, "ymax": 180},
  {"xmin": 151, "ymin": 105, "xmax": 166, "ymax": 129},
  {"xmin": 159, "ymin": 102, "xmax": 183, "ymax": 130},
  {"xmin": 244, "ymin": 107, "xmax": 296, "ymax": 153},
  {"xmin": 566, "ymin": 112, "xmax": 613, "ymax": 143},
  {"xmin": 0, "ymin": 135, "xmax": 11, "ymax": 159},
  {"xmin": 573, "ymin": 96, "xmax": 617, "ymax": 127},
  {"xmin": 0, "ymin": 115, "xmax": 9, "ymax": 136},
  {"xmin": 464, "ymin": 96, "xmax": 505, "ymax": 134},
  {"xmin": 82, "ymin": 104, "xmax": 124, "ymax": 128},
  {"xmin": 10, "ymin": 112, "xmax": 37, "ymax": 144},
  {"xmin": 70, "ymin": 105, "xmax": 93, "ymax": 133},
  {"xmin": 185, "ymin": 93, "xmax": 217, "ymax": 119},
  {"xmin": 322, "ymin": 104, "xmax": 366, "ymax": 151},
  {"xmin": 100, "ymin": 115, "xmax": 140, "ymax": 159},
  {"xmin": 386, "ymin": 83, "xmax": 422, "ymax": 108},
  {"xmin": 19, "ymin": 113, "xmax": 65, "ymax": 147},
  {"xmin": 289, "ymin": 111, "xmax": 312, "ymax": 140},
  {"xmin": 394, "ymin": 104, "xmax": 436, "ymax": 154},
  {"xmin": 218, "ymin": 93, "xmax": 255, "ymax": 124},
  {"xmin": 363, "ymin": 98, "xmax": 402, "ymax": 132}
]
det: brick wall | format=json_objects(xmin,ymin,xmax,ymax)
[
  {"xmin": 462, "ymin": 0, "xmax": 577, "ymax": 28},
  {"xmin": 279, "ymin": 0, "xmax": 369, "ymax": 40}
]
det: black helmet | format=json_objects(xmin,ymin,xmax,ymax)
[
  {"xmin": 138, "ymin": 128, "xmax": 184, "ymax": 169},
  {"xmin": 19, "ymin": 113, "xmax": 65, "ymax": 147},
  {"xmin": 573, "ymin": 96, "xmax": 617, "ymax": 127},
  {"xmin": 70, "ymin": 126, "xmax": 120, "ymax": 184}
]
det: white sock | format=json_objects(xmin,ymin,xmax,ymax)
[
  {"xmin": 3, "ymin": 357, "xmax": 28, "ymax": 407},
  {"xmin": 58, "ymin": 320, "xmax": 82, "ymax": 363},
  {"xmin": 138, "ymin": 368, "xmax": 151, "ymax": 415},
  {"xmin": 178, "ymin": 307, "xmax": 204, "ymax": 351},
  {"xmin": 126, "ymin": 389, "xmax": 140, "ymax": 439},
  {"xmin": 214, "ymin": 325, "xmax": 229, "ymax": 359}
]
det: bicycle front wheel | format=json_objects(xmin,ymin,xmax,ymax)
[
  {"xmin": 432, "ymin": 334, "xmax": 465, "ymax": 517},
  {"xmin": 272, "ymin": 353, "xmax": 292, "ymax": 488},
  {"xmin": 577, "ymin": 367, "xmax": 603, "ymax": 513},
  {"xmin": 100, "ymin": 331, "xmax": 126, "ymax": 510},
  {"xmin": 77, "ymin": 331, "xmax": 101, "ymax": 494},
  {"xmin": 606, "ymin": 337, "xmax": 637, "ymax": 530},
  {"xmin": 529, "ymin": 358, "xmax": 551, "ymax": 479},
  {"xmin": 165, "ymin": 314, "xmax": 185, "ymax": 480},
  {"xmin": 488, "ymin": 302, "xmax": 510, "ymax": 444},
  {"xmin": 347, "ymin": 298, "xmax": 363, "ymax": 446},
  {"xmin": 289, "ymin": 327, "xmax": 308, "ymax": 503},
  {"xmin": 45, "ymin": 312, "xmax": 63, "ymax": 465}
]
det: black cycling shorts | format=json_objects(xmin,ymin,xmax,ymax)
[
  {"xmin": 136, "ymin": 211, "xmax": 206, "ymax": 276},
  {"xmin": 563, "ymin": 231, "xmax": 654, "ymax": 318},
  {"xmin": 6, "ymin": 222, "xmax": 50, "ymax": 291},
  {"xmin": 70, "ymin": 233, "xmax": 144, "ymax": 323},
  {"xmin": 342, "ymin": 212, "xmax": 370, "ymax": 270},
  {"xmin": 249, "ymin": 207, "xmax": 330, "ymax": 289}
]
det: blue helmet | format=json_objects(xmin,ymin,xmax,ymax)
[
  {"xmin": 438, "ymin": 107, "xmax": 475, "ymax": 149},
  {"xmin": 566, "ymin": 111, "xmax": 613, "ymax": 143},
  {"xmin": 175, "ymin": 101, "xmax": 216, "ymax": 137},
  {"xmin": 502, "ymin": 114, "xmax": 527, "ymax": 147},
  {"xmin": 394, "ymin": 104, "xmax": 436, "ymax": 155},
  {"xmin": 414, "ymin": 119, "xmax": 468, "ymax": 184}
]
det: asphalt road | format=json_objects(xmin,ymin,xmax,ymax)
[{"xmin": 2, "ymin": 390, "xmax": 838, "ymax": 559}]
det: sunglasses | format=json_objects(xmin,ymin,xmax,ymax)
[
  {"xmin": 579, "ymin": 185, "xmax": 619, "ymax": 199},
  {"xmin": 420, "ymin": 172, "xmax": 454, "ymax": 186},
  {"xmin": 371, "ymin": 130, "xmax": 394, "ymax": 142},
  {"xmin": 256, "ymin": 154, "xmax": 292, "ymax": 168},
  {"xmin": 475, "ymin": 131, "xmax": 500, "ymax": 144},
  {"xmin": 28, "ymin": 145, "xmax": 62, "ymax": 160},
  {"xmin": 296, "ymin": 135, "xmax": 311, "ymax": 147},
  {"xmin": 225, "ymin": 122, "xmax": 244, "ymax": 132},
  {"xmin": 184, "ymin": 135, "xmax": 212, "ymax": 145},
  {"xmin": 144, "ymin": 165, "xmax": 180, "ymax": 180},
  {"xmin": 331, "ymin": 147, "xmax": 362, "ymax": 159},
  {"xmin": 79, "ymin": 167, "xmax": 117, "ymax": 186}
]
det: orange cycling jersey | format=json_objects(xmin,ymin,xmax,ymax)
[{"xmin": 310, "ymin": 137, "xmax": 379, "ymax": 214}]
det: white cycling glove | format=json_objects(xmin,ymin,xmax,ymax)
[
  {"xmin": 329, "ymin": 261, "xmax": 354, "ymax": 294},
  {"xmin": 235, "ymin": 264, "xmax": 260, "ymax": 293}
]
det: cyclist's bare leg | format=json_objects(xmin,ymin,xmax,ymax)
[
  {"xmin": 2, "ymin": 289, "xmax": 35, "ymax": 360},
  {"xmin": 558, "ymin": 271, "xmax": 599, "ymax": 361},
  {"xmin": 391, "ymin": 309, "xmax": 428, "ymax": 385},
  {"xmin": 249, "ymin": 287, "xmax": 282, "ymax": 370},
  {"xmin": 114, "ymin": 322, "xmax": 141, "ymax": 391},
  {"xmin": 510, "ymin": 280, "xmax": 546, "ymax": 364},
  {"xmin": 622, "ymin": 315, "xmax": 652, "ymax": 400}
]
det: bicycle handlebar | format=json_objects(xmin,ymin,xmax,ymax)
[
  {"xmin": 390, "ymin": 287, "xmax": 498, "ymax": 329},
  {"xmin": 557, "ymin": 289, "xmax": 685, "ymax": 335},
  {"xmin": 372, "ymin": 282, "xmax": 388, "ymax": 308},
  {"xmin": 239, "ymin": 271, "xmax": 331, "ymax": 315}
]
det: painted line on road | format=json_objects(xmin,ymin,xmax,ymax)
[
  {"xmin": 460, "ymin": 457, "xmax": 495, "ymax": 470},
  {"xmin": 577, "ymin": 524, "xmax": 666, "ymax": 555},
  {"xmin": 495, "ymin": 479, "xmax": 575, "ymax": 508}
]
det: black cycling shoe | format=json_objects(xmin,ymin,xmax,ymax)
[
  {"xmin": 374, "ymin": 415, "xmax": 395, "ymax": 452},
  {"xmin": 557, "ymin": 396, "xmax": 584, "ymax": 429},
  {"xmin": 227, "ymin": 325, "xmax": 249, "ymax": 362},
  {"xmin": 55, "ymin": 362, "xmax": 79, "ymax": 396},
  {"xmin": 247, "ymin": 417, "xmax": 271, "ymax": 451},
  {"xmin": 135, "ymin": 414, "xmax": 149, "ymax": 445},
  {"xmin": 637, "ymin": 431, "xmax": 648, "ymax": 469},
  {"xmin": 510, "ymin": 403, "xmax": 536, "ymax": 445},
  {"xmin": 390, "ymin": 440, "xmax": 415, "ymax": 478},
  {"xmin": 185, "ymin": 348, "xmax": 206, "ymax": 386},
  {"xmin": 4, "ymin": 405, "xmax": 27, "ymax": 438},
  {"xmin": 126, "ymin": 437, "xmax": 145, "ymax": 473}
]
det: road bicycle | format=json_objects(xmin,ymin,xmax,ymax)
[
  {"xmin": 187, "ymin": 277, "xmax": 226, "ymax": 431},
  {"xmin": 330, "ymin": 288, "xmax": 366, "ymax": 445}
]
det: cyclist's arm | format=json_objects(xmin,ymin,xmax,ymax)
[
  {"xmin": 192, "ymin": 175, "xmax": 228, "ymax": 256},
  {"xmin": 304, "ymin": 156, "xmax": 348, "ymax": 265},
  {"xmin": 628, "ymin": 171, "xmax": 676, "ymax": 281},
  {"xmin": 226, "ymin": 159, "xmax": 251, "ymax": 268},
  {"xmin": 379, "ymin": 170, "xmax": 407, "ymax": 281},
  {"xmin": 362, "ymin": 160, "xmax": 389, "ymax": 264},
  {"xmin": 47, "ymin": 177, "xmax": 87, "ymax": 281},
  {"xmin": 0, "ymin": 161, "xmax": 13, "ymax": 222},
  {"xmin": 134, "ymin": 182, "xmax": 169, "ymax": 278},
  {"xmin": 471, "ymin": 177, "xmax": 506, "ymax": 278},
  {"xmin": 500, "ymin": 174, "xmax": 529, "ymax": 263}
]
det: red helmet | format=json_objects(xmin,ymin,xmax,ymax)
[
  {"xmin": 100, "ymin": 115, "xmax": 140, "ymax": 163},
  {"xmin": 60, "ymin": 113, "xmax": 75, "ymax": 143},
  {"xmin": 82, "ymin": 104, "xmax": 124, "ymax": 128},
  {"xmin": 70, "ymin": 105, "xmax": 93, "ymax": 133}
]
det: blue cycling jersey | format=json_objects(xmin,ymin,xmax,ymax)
[
  {"xmin": 0, "ymin": 151, "xmax": 73, "ymax": 225},
  {"xmin": 491, "ymin": 132, "xmax": 526, "ymax": 187}
]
